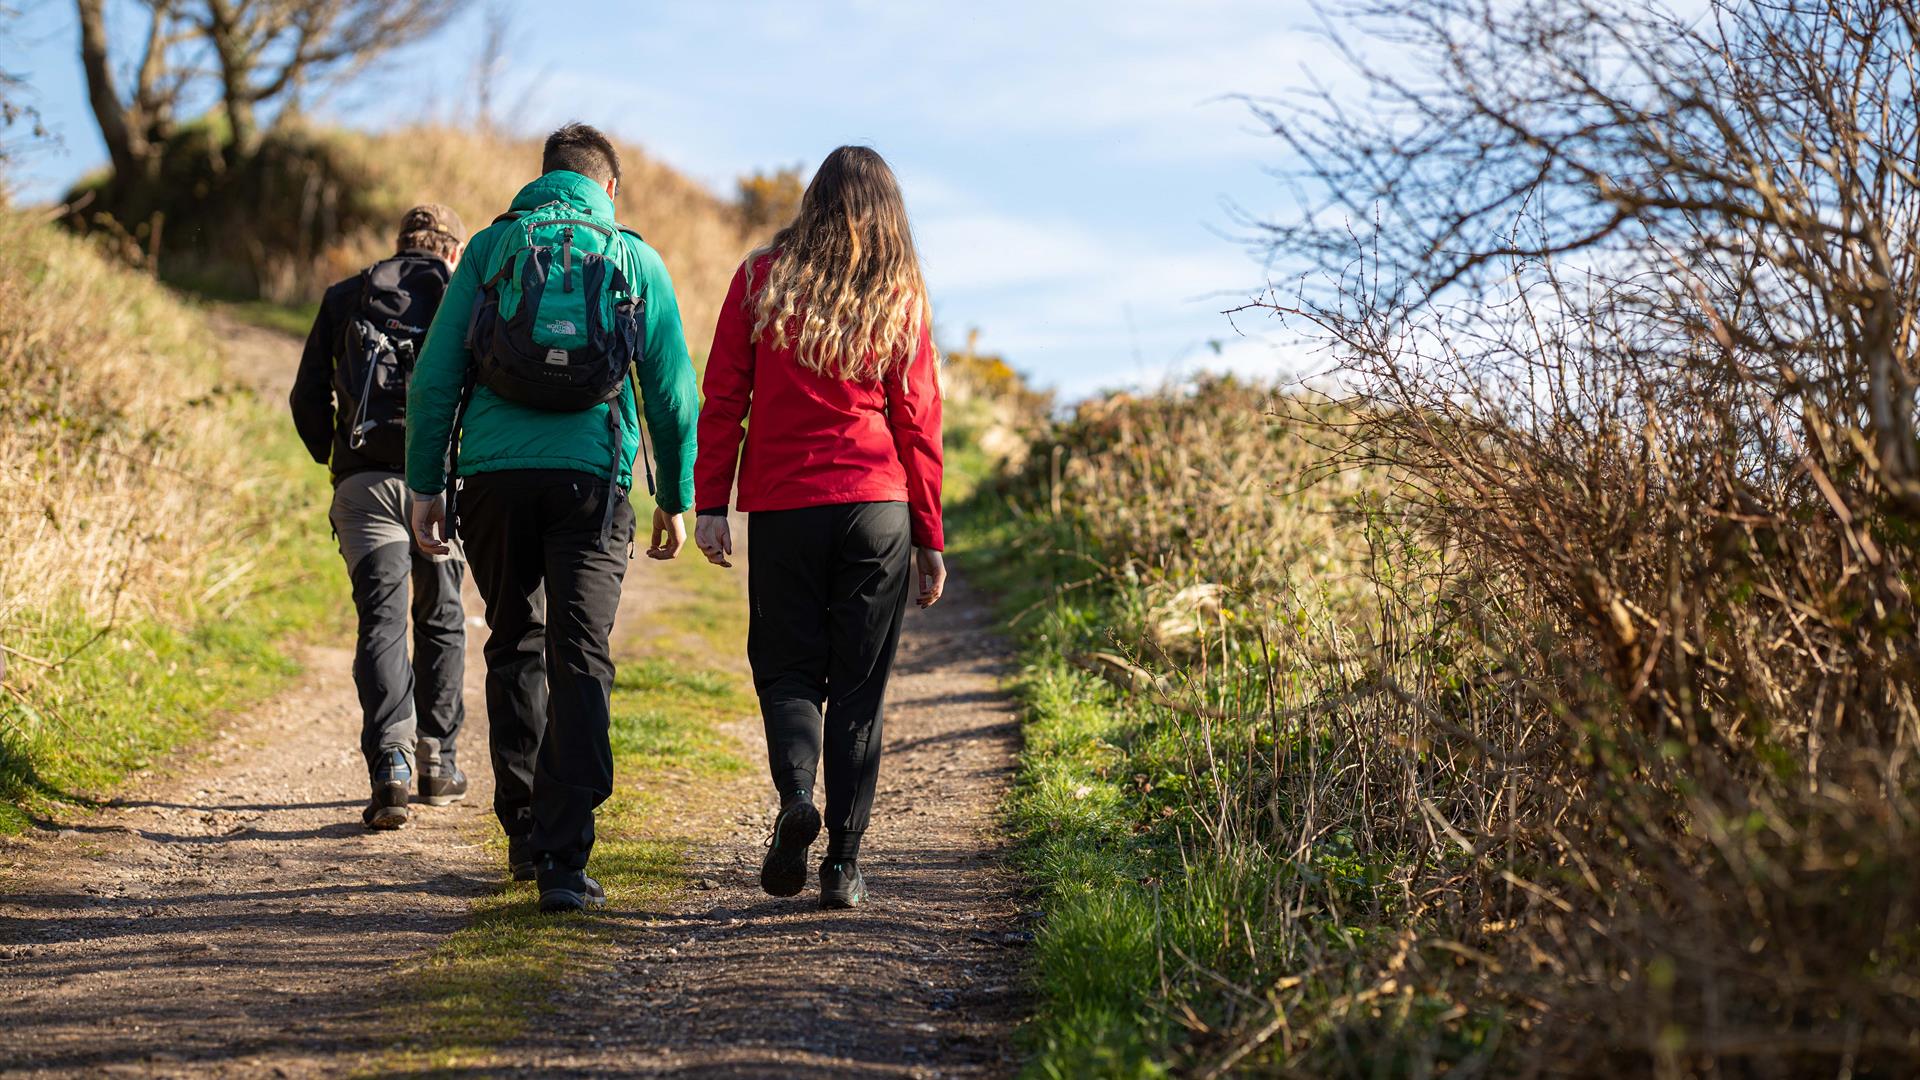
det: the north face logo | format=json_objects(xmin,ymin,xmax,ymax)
[
  {"xmin": 544, "ymin": 348, "xmax": 570, "ymax": 366},
  {"xmin": 546, "ymin": 319, "xmax": 578, "ymax": 337}
]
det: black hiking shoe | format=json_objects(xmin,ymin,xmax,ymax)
[
  {"xmin": 418, "ymin": 763, "xmax": 468, "ymax": 806},
  {"xmin": 536, "ymin": 858, "xmax": 606, "ymax": 913},
  {"xmin": 363, "ymin": 748, "xmax": 412, "ymax": 830},
  {"xmin": 507, "ymin": 835, "xmax": 537, "ymax": 882},
  {"xmin": 820, "ymin": 859, "xmax": 866, "ymax": 910},
  {"xmin": 760, "ymin": 799, "xmax": 822, "ymax": 898}
]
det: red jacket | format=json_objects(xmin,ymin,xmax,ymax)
[{"xmin": 696, "ymin": 256, "xmax": 945, "ymax": 549}]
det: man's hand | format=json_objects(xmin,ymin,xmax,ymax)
[
  {"xmin": 648, "ymin": 507, "xmax": 686, "ymax": 560},
  {"xmin": 411, "ymin": 492, "xmax": 450, "ymax": 556},
  {"xmin": 695, "ymin": 514, "xmax": 733, "ymax": 568},
  {"xmin": 915, "ymin": 548, "xmax": 947, "ymax": 608}
]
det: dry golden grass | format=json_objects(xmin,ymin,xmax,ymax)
[
  {"xmin": 0, "ymin": 209, "xmax": 270, "ymax": 635},
  {"xmin": 0, "ymin": 209, "xmax": 340, "ymax": 827},
  {"xmin": 306, "ymin": 125, "xmax": 759, "ymax": 356}
]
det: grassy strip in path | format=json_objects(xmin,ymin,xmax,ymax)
[
  {"xmin": 216, "ymin": 297, "xmax": 323, "ymax": 338},
  {"xmin": 380, "ymin": 552, "xmax": 751, "ymax": 1072}
]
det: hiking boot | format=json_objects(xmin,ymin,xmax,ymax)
[
  {"xmin": 759, "ymin": 798, "xmax": 821, "ymax": 898},
  {"xmin": 363, "ymin": 748, "xmax": 412, "ymax": 830},
  {"xmin": 418, "ymin": 763, "xmax": 468, "ymax": 806},
  {"xmin": 536, "ymin": 858, "xmax": 606, "ymax": 913},
  {"xmin": 820, "ymin": 859, "xmax": 866, "ymax": 910},
  {"xmin": 507, "ymin": 835, "xmax": 537, "ymax": 882}
]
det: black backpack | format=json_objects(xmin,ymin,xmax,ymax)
[{"xmin": 335, "ymin": 254, "xmax": 450, "ymax": 466}]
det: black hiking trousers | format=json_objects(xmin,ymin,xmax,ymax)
[
  {"xmin": 458, "ymin": 469, "xmax": 634, "ymax": 872},
  {"xmin": 329, "ymin": 472, "xmax": 467, "ymax": 778},
  {"xmin": 748, "ymin": 501, "xmax": 913, "ymax": 856}
]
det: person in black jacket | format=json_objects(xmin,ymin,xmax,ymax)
[{"xmin": 290, "ymin": 204, "xmax": 471, "ymax": 830}]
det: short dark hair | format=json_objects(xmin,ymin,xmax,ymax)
[{"xmin": 542, "ymin": 122, "xmax": 620, "ymax": 185}]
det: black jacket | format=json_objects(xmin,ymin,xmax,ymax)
[{"xmin": 289, "ymin": 253, "xmax": 448, "ymax": 483}]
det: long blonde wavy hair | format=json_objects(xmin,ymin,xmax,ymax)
[{"xmin": 748, "ymin": 146, "xmax": 931, "ymax": 382}]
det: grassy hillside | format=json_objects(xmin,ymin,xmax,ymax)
[
  {"xmin": 962, "ymin": 370, "xmax": 1920, "ymax": 1076},
  {"xmin": 311, "ymin": 125, "xmax": 759, "ymax": 357},
  {"xmin": 0, "ymin": 210, "xmax": 337, "ymax": 831},
  {"xmin": 69, "ymin": 123, "xmax": 764, "ymax": 357}
]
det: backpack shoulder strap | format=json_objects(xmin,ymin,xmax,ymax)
[{"xmin": 614, "ymin": 225, "xmax": 648, "ymax": 297}]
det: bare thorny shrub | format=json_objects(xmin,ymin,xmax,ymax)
[{"xmin": 1207, "ymin": 0, "xmax": 1920, "ymax": 1073}]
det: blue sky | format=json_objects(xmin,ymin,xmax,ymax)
[{"xmin": 7, "ymin": 1, "xmax": 1322, "ymax": 398}]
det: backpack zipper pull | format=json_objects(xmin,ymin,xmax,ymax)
[{"xmin": 561, "ymin": 226, "xmax": 575, "ymax": 293}]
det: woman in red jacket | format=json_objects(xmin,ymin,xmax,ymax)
[{"xmin": 694, "ymin": 145, "xmax": 945, "ymax": 910}]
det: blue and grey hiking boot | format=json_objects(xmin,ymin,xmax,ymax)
[
  {"xmin": 363, "ymin": 748, "xmax": 412, "ymax": 830},
  {"xmin": 536, "ymin": 857, "xmax": 606, "ymax": 913},
  {"xmin": 760, "ymin": 798, "xmax": 822, "ymax": 898},
  {"xmin": 820, "ymin": 859, "xmax": 866, "ymax": 910}
]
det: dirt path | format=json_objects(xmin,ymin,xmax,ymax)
[
  {"xmin": 0, "ymin": 313, "xmax": 505, "ymax": 1077},
  {"xmin": 496, "ymin": 576, "xmax": 1028, "ymax": 1079},
  {"xmin": 0, "ymin": 644, "xmax": 498, "ymax": 1077},
  {"xmin": 0, "ymin": 310, "xmax": 1028, "ymax": 1078}
]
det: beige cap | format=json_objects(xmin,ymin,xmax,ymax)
[{"xmin": 396, "ymin": 203, "xmax": 466, "ymax": 249}]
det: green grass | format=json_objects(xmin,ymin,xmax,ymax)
[
  {"xmin": 954, "ymin": 490, "xmax": 1377, "ymax": 1077},
  {"xmin": 1008, "ymin": 662, "xmax": 1169, "ymax": 1079},
  {"xmin": 946, "ymin": 491, "xmax": 1160, "ymax": 1077},
  {"xmin": 218, "ymin": 297, "xmax": 322, "ymax": 337},
  {"xmin": 0, "ymin": 411, "xmax": 342, "ymax": 834},
  {"xmin": 0, "ymin": 208, "xmax": 348, "ymax": 834},
  {"xmin": 382, "ymin": 554, "xmax": 752, "ymax": 1072},
  {"xmin": 156, "ymin": 257, "xmax": 323, "ymax": 336}
]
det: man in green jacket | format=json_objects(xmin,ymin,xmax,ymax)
[{"xmin": 405, "ymin": 123, "xmax": 698, "ymax": 912}]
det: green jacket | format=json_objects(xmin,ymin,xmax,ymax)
[{"xmin": 405, "ymin": 170, "xmax": 698, "ymax": 512}]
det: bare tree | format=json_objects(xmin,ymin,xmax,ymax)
[
  {"xmin": 76, "ymin": 0, "xmax": 190, "ymax": 186},
  {"xmin": 75, "ymin": 0, "xmax": 467, "ymax": 182},
  {"xmin": 0, "ymin": 5, "xmax": 50, "ymax": 178},
  {"xmin": 193, "ymin": 0, "xmax": 465, "ymax": 154},
  {"xmin": 1263, "ymin": 0, "xmax": 1919, "ymax": 521}
]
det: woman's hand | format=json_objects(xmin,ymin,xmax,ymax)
[
  {"xmin": 695, "ymin": 514, "xmax": 733, "ymax": 568},
  {"xmin": 648, "ymin": 508, "xmax": 686, "ymax": 560},
  {"xmin": 915, "ymin": 548, "xmax": 946, "ymax": 608}
]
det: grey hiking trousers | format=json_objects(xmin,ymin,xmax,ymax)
[{"xmin": 329, "ymin": 472, "xmax": 467, "ymax": 778}]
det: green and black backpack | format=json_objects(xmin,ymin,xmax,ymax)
[
  {"xmin": 466, "ymin": 201, "xmax": 647, "ymax": 411},
  {"xmin": 453, "ymin": 202, "xmax": 651, "ymax": 549}
]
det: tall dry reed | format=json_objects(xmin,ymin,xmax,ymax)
[{"xmin": 0, "ymin": 210, "xmax": 277, "ymax": 640}]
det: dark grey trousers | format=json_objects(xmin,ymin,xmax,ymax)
[{"xmin": 328, "ymin": 472, "xmax": 467, "ymax": 778}]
